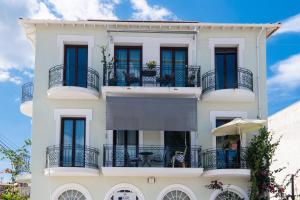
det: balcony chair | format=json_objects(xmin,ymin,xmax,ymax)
[{"xmin": 171, "ymin": 146, "xmax": 187, "ymax": 168}]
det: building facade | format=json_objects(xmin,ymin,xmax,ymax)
[{"xmin": 19, "ymin": 19, "xmax": 279, "ymax": 200}]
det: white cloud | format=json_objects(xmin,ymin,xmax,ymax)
[
  {"xmin": 130, "ymin": 0, "xmax": 176, "ymax": 20},
  {"xmin": 0, "ymin": 70, "xmax": 22, "ymax": 84},
  {"xmin": 268, "ymin": 53, "xmax": 300, "ymax": 89},
  {"xmin": 275, "ymin": 13, "xmax": 300, "ymax": 35}
]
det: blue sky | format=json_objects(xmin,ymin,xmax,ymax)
[{"xmin": 0, "ymin": 0, "xmax": 300, "ymax": 179}]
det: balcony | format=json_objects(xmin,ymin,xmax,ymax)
[
  {"xmin": 202, "ymin": 147, "xmax": 250, "ymax": 177},
  {"xmin": 102, "ymin": 145, "xmax": 203, "ymax": 177},
  {"xmin": 102, "ymin": 64, "xmax": 201, "ymax": 98},
  {"xmin": 20, "ymin": 82, "xmax": 33, "ymax": 117},
  {"xmin": 201, "ymin": 67, "xmax": 254, "ymax": 102},
  {"xmin": 45, "ymin": 145, "xmax": 100, "ymax": 176},
  {"xmin": 15, "ymin": 155, "xmax": 31, "ymax": 183},
  {"xmin": 47, "ymin": 65, "xmax": 100, "ymax": 99}
]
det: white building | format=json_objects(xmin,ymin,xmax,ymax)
[
  {"xmin": 269, "ymin": 101, "xmax": 300, "ymax": 198},
  {"xmin": 18, "ymin": 19, "xmax": 280, "ymax": 200}
]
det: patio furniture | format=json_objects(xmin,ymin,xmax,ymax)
[
  {"xmin": 171, "ymin": 146, "xmax": 187, "ymax": 168},
  {"xmin": 139, "ymin": 152, "xmax": 153, "ymax": 167}
]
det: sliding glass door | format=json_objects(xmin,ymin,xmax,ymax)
[
  {"xmin": 60, "ymin": 118, "xmax": 86, "ymax": 167},
  {"xmin": 64, "ymin": 45, "xmax": 88, "ymax": 88},
  {"xmin": 160, "ymin": 47, "xmax": 188, "ymax": 87}
]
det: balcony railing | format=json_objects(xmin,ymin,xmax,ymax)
[
  {"xmin": 46, "ymin": 145, "xmax": 100, "ymax": 169},
  {"xmin": 202, "ymin": 147, "xmax": 248, "ymax": 170},
  {"xmin": 15, "ymin": 155, "xmax": 31, "ymax": 175},
  {"xmin": 21, "ymin": 82, "xmax": 33, "ymax": 103},
  {"xmin": 202, "ymin": 67, "xmax": 253, "ymax": 94},
  {"xmin": 103, "ymin": 145, "xmax": 202, "ymax": 168},
  {"xmin": 103, "ymin": 64, "xmax": 201, "ymax": 87},
  {"xmin": 48, "ymin": 65, "xmax": 100, "ymax": 92}
]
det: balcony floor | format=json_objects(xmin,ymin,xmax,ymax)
[
  {"xmin": 202, "ymin": 169, "xmax": 250, "ymax": 178},
  {"xmin": 44, "ymin": 167, "xmax": 99, "ymax": 176}
]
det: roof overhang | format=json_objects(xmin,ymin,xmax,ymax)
[{"xmin": 18, "ymin": 18, "xmax": 281, "ymax": 45}]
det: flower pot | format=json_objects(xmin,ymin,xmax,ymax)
[{"xmin": 142, "ymin": 70, "xmax": 156, "ymax": 77}]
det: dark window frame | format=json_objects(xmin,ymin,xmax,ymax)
[
  {"xmin": 112, "ymin": 130, "xmax": 139, "ymax": 167},
  {"xmin": 64, "ymin": 45, "xmax": 88, "ymax": 87},
  {"xmin": 60, "ymin": 117, "xmax": 86, "ymax": 167},
  {"xmin": 160, "ymin": 47, "xmax": 188, "ymax": 86},
  {"xmin": 215, "ymin": 47, "xmax": 238, "ymax": 89},
  {"xmin": 114, "ymin": 46, "xmax": 143, "ymax": 86}
]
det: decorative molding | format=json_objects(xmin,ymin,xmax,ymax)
[
  {"xmin": 51, "ymin": 183, "xmax": 92, "ymax": 200},
  {"xmin": 209, "ymin": 185, "xmax": 248, "ymax": 200},
  {"xmin": 104, "ymin": 183, "xmax": 145, "ymax": 200},
  {"xmin": 57, "ymin": 35, "xmax": 94, "ymax": 67},
  {"xmin": 208, "ymin": 38, "xmax": 245, "ymax": 70},
  {"xmin": 156, "ymin": 184, "xmax": 197, "ymax": 200},
  {"xmin": 54, "ymin": 109, "xmax": 92, "ymax": 145}
]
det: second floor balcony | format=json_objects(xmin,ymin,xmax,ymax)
[
  {"xmin": 20, "ymin": 82, "xmax": 33, "ymax": 117},
  {"xmin": 102, "ymin": 64, "xmax": 201, "ymax": 98},
  {"xmin": 102, "ymin": 145, "xmax": 203, "ymax": 177},
  {"xmin": 48, "ymin": 65, "xmax": 100, "ymax": 100},
  {"xmin": 45, "ymin": 145, "xmax": 100, "ymax": 176},
  {"xmin": 202, "ymin": 67, "xmax": 254, "ymax": 102}
]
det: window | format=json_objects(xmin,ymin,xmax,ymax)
[
  {"xmin": 58, "ymin": 190, "xmax": 87, "ymax": 200},
  {"xmin": 64, "ymin": 45, "xmax": 88, "ymax": 87},
  {"xmin": 162, "ymin": 190, "xmax": 191, "ymax": 200},
  {"xmin": 114, "ymin": 46, "xmax": 142, "ymax": 86},
  {"xmin": 215, "ymin": 47, "xmax": 237, "ymax": 90},
  {"xmin": 160, "ymin": 47, "xmax": 188, "ymax": 87},
  {"xmin": 215, "ymin": 190, "xmax": 243, "ymax": 200},
  {"xmin": 60, "ymin": 118, "xmax": 86, "ymax": 167}
]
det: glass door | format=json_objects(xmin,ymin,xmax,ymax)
[
  {"xmin": 215, "ymin": 118, "xmax": 241, "ymax": 169},
  {"xmin": 113, "ymin": 130, "xmax": 139, "ymax": 167},
  {"xmin": 215, "ymin": 47, "xmax": 238, "ymax": 90},
  {"xmin": 64, "ymin": 45, "xmax": 88, "ymax": 87},
  {"xmin": 164, "ymin": 131, "xmax": 190, "ymax": 167},
  {"xmin": 160, "ymin": 47, "xmax": 188, "ymax": 87},
  {"xmin": 60, "ymin": 118, "xmax": 86, "ymax": 167},
  {"xmin": 114, "ymin": 46, "xmax": 142, "ymax": 86}
]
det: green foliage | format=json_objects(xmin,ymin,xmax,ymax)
[
  {"xmin": 0, "ymin": 186, "xmax": 29, "ymax": 200},
  {"xmin": 146, "ymin": 60, "xmax": 157, "ymax": 69},
  {"xmin": 0, "ymin": 140, "xmax": 31, "ymax": 182}
]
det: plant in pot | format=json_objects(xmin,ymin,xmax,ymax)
[{"xmin": 142, "ymin": 61, "xmax": 157, "ymax": 77}]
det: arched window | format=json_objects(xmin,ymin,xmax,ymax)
[
  {"xmin": 215, "ymin": 190, "xmax": 243, "ymax": 200},
  {"xmin": 105, "ymin": 183, "xmax": 144, "ymax": 200},
  {"xmin": 162, "ymin": 190, "xmax": 191, "ymax": 200},
  {"xmin": 157, "ymin": 184, "xmax": 196, "ymax": 200},
  {"xmin": 58, "ymin": 190, "xmax": 86, "ymax": 200},
  {"xmin": 52, "ymin": 183, "xmax": 92, "ymax": 200}
]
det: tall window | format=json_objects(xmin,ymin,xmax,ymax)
[
  {"xmin": 114, "ymin": 46, "xmax": 142, "ymax": 86},
  {"xmin": 160, "ymin": 47, "xmax": 188, "ymax": 87},
  {"xmin": 215, "ymin": 47, "xmax": 238, "ymax": 90},
  {"xmin": 60, "ymin": 118, "xmax": 86, "ymax": 167},
  {"xmin": 64, "ymin": 45, "xmax": 88, "ymax": 87}
]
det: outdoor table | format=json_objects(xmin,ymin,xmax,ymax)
[{"xmin": 139, "ymin": 152, "xmax": 153, "ymax": 167}]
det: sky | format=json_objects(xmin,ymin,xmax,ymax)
[{"xmin": 0, "ymin": 0, "xmax": 300, "ymax": 180}]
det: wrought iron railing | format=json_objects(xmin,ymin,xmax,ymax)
[
  {"xmin": 21, "ymin": 82, "xmax": 33, "ymax": 104},
  {"xmin": 48, "ymin": 65, "xmax": 100, "ymax": 92},
  {"xmin": 202, "ymin": 147, "xmax": 248, "ymax": 170},
  {"xmin": 46, "ymin": 145, "xmax": 100, "ymax": 169},
  {"xmin": 15, "ymin": 154, "xmax": 31, "ymax": 175},
  {"xmin": 103, "ymin": 64, "xmax": 201, "ymax": 87},
  {"xmin": 103, "ymin": 145, "xmax": 202, "ymax": 168},
  {"xmin": 202, "ymin": 67, "xmax": 253, "ymax": 94}
]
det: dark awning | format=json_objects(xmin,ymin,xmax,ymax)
[{"xmin": 106, "ymin": 96, "xmax": 197, "ymax": 131}]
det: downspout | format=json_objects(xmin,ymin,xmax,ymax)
[{"xmin": 256, "ymin": 27, "xmax": 264, "ymax": 119}]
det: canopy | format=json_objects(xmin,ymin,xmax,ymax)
[{"xmin": 212, "ymin": 118, "xmax": 266, "ymax": 136}]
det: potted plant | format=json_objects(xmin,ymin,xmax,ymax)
[{"xmin": 142, "ymin": 61, "xmax": 157, "ymax": 77}]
